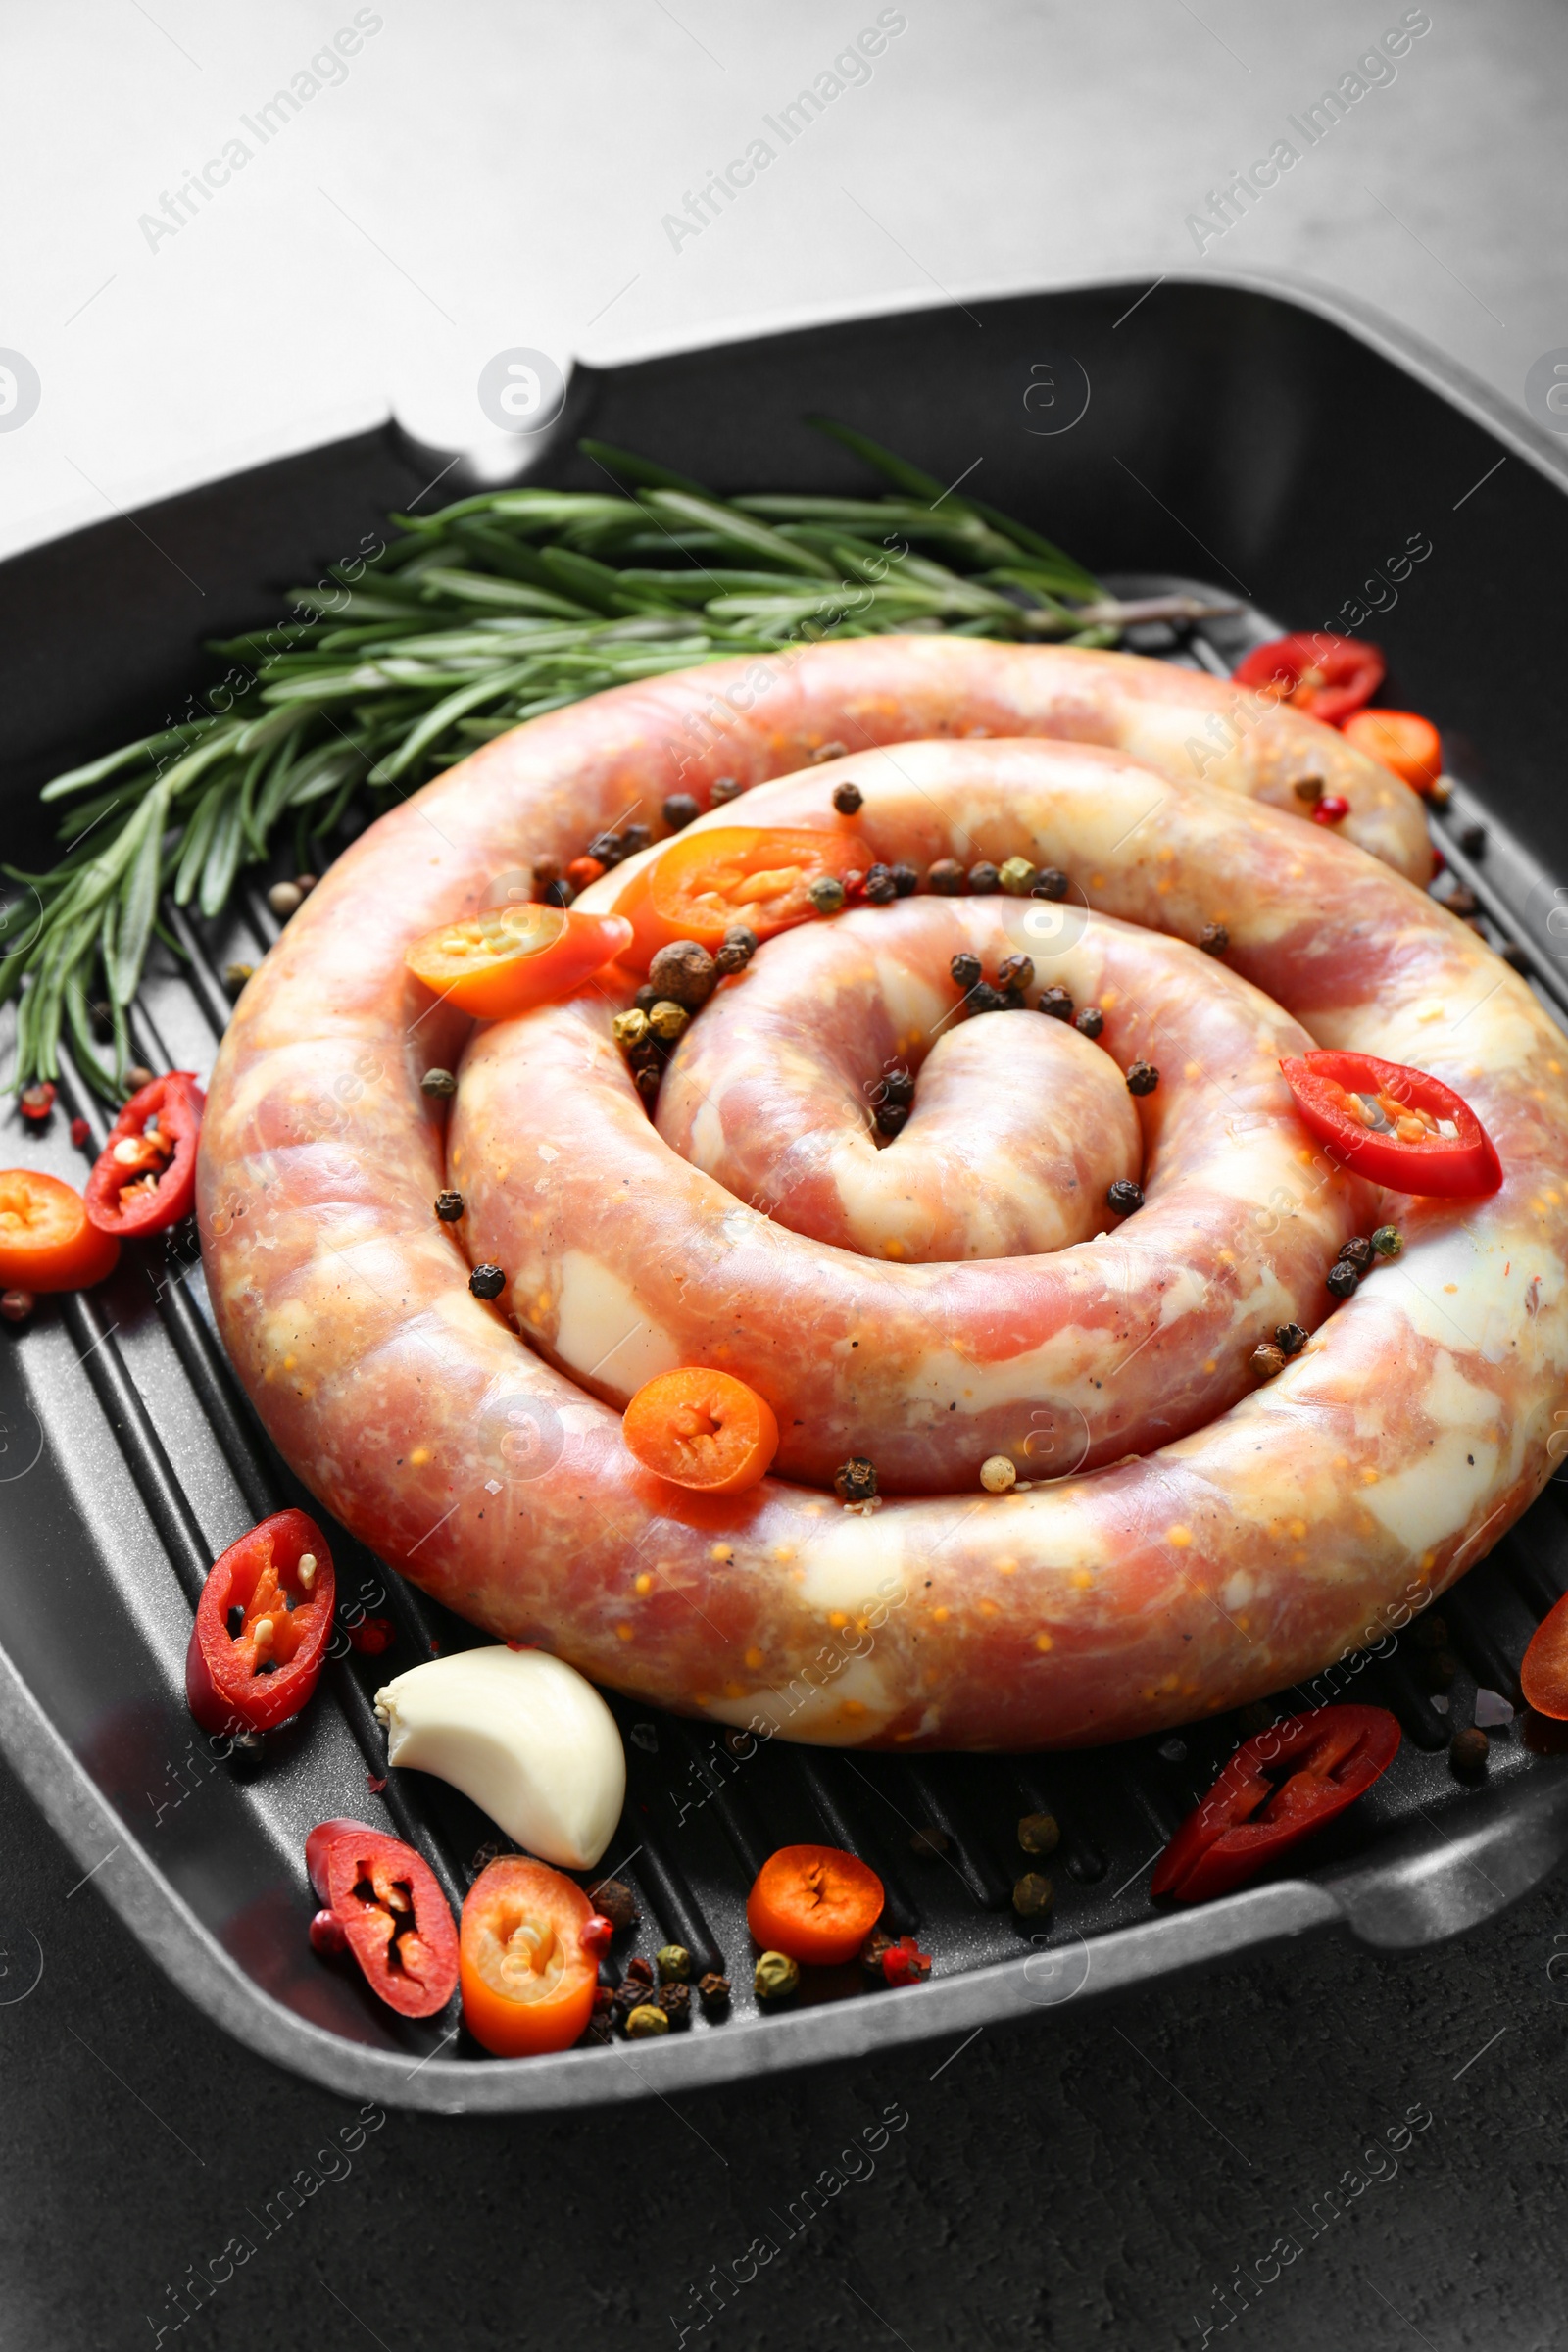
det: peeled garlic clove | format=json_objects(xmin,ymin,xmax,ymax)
[{"xmin": 374, "ymin": 1647, "xmax": 625, "ymax": 1869}]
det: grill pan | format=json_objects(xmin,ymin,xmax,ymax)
[{"xmin": 3, "ymin": 270, "xmax": 1568, "ymax": 2115}]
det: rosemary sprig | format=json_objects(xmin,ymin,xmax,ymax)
[{"xmin": 2, "ymin": 421, "xmax": 1185, "ymax": 1101}]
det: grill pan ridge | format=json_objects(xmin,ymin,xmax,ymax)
[{"xmin": 2, "ymin": 275, "xmax": 1568, "ymax": 2113}]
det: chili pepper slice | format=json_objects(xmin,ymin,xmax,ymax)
[
  {"xmin": 747, "ymin": 1844, "xmax": 885, "ymax": 1966},
  {"xmin": 612, "ymin": 827, "xmax": 857, "ymax": 966},
  {"xmin": 405, "ymin": 904, "xmax": 633, "ymax": 1020},
  {"xmin": 460, "ymin": 1855, "xmax": 600, "ymax": 2055},
  {"xmin": 621, "ymin": 1366, "xmax": 780, "ymax": 1494},
  {"xmin": 84, "ymin": 1071, "xmax": 205, "ymax": 1237},
  {"xmin": 1232, "ymin": 632, "xmax": 1386, "ymax": 726},
  {"xmin": 185, "ymin": 1508, "xmax": 336, "ymax": 1736},
  {"xmin": 1341, "ymin": 709, "xmax": 1444, "ymax": 793},
  {"xmin": 1152, "ymin": 1703, "xmax": 1400, "ymax": 1903},
  {"xmin": 318, "ymin": 1824, "xmax": 459, "ymax": 2018},
  {"xmin": 0, "ymin": 1169, "xmax": 120, "ymax": 1293},
  {"xmin": 1280, "ymin": 1050, "xmax": 1501, "ymax": 1198},
  {"xmin": 1521, "ymin": 1592, "xmax": 1568, "ymax": 1720}
]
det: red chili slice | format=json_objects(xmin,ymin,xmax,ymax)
[
  {"xmin": 84, "ymin": 1071, "xmax": 205, "ymax": 1237},
  {"xmin": 1521, "ymin": 1592, "xmax": 1568, "ymax": 1720},
  {"xmin": 185, "ymin": 1508, "xmax": 335, "ymax": 1736},
  {"xmin": 1152, "ymin": 1703, "xmax": 1400, "ymax": 1904},
  {"xmin": 1232, "ymin": 632, "xmax": 1386, "ymax": 726},
  {"xmin": 1280, "ymin": 1050, "xmax": 1501, "ymax": 1198},
  {"xmin": 316, "ymin": 1824, "xmax": 459, "ymax": 2018}
]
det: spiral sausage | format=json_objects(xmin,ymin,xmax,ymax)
[{"xmin": 198, "ymin": 637, "xmax": 1566, "ymax": 1749}]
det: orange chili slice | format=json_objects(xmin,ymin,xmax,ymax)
[
  {"xmin": 612, "ymin": 827, "xmax": 854, "ymax": 967},
  {"xmin": 1341, "ymin": 710, "xmax": 1444, "ymax": 793},
  {"xmin": 621, "ymin": 1367, "xmax": 779, "ymax": 1493},
  {"xmin": 406, "ymin": 904, "xmax": 632, "ymax": 1020}
]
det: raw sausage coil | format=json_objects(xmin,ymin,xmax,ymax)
[{"xmin": 198, "ymin": 637, "xmax": 1567, "ymax": 1748}]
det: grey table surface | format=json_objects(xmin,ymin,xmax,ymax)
[{"xmin": 3, "ymin": 4, "xmax": 1568, "ymax": 2348}]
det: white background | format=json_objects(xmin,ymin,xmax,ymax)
[{"xmin": 2, "ymin": 0, "xmax": 1565, "ymax": 560}]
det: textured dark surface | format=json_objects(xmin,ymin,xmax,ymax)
[{"xmin": 3, "ymin": 1737, "xmax": 1564, "ymax": 2352}]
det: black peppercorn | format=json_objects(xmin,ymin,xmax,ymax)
[
  {"xmin": 1275, "ymin": 1322, "xmax": 1307, "ymax": 1357},
  {"xmin": 698, "ymin": 1971, "xmax": 731, "ymax": 2017},
  {"xmin": 420, "ymin": 1067, "xmax": 458, "ymax": 1100},
  {"xmin": 1338, "ymin": 1234, "xmax": 1374, "ymax": 1272},
  {"xmin": 648, "ymin": 939, "xmax": 718, "ymax": 1008},
  {"xmin": 587, "ymin": 830, "xmax": 624, "ymax": 867},
  {"xmin": 434, "ymin": 1191, "xmax": 465, "ymax": 1222},
  {"xmin": 863, "ymin": 864, "xmax": 898, "ymax": 905},
  {"xmin": 1032, "ymin": 867, "xmax": 1070, "ymax": 901},
  {"xmin": 832, "ymin": 780, "xmax": 863, "ymax": 815},
  {"xmin": 810, "ymin": 741, "xmax": 849, "ymax": 765},
  {"xmin": 1450, "ymin": 1726, "xmax": 1489, "ymax": 1777},
  {"xmin": 1037, "ymin": 985, "xmax": 1073, "ymax": 1022},
  {"xmin": 1499, "ymin": 940, "xmax": 1531, "ymax": 970},
  {"xmin": 1457, "ymin": 821, "xmax": 1487, "ymax": 858},
  {"xmin": 531, "ymin": 855, "xmax": 563, "ymax": 890},
  {"xmin": 715, "ymin": 925, "xmax": 758, "ymax": 974},
  {"xmin": 589, "ymin": 1878, "xmax": 639, "ymax": 1932},
  {"xmin": 1107, "ymin": 1179, "xmax": 1145, "ymax": 1216},
  {"xmin": 662, "ymin": 792, "xmax": 700, "ymax": 831},
  {"xmin": 710, "ymin": 775, "xmax": 745, "ymax": 805},
  {"xmin": 968, "ymin": 982, "xmax": 1007, "ymax": 1014},
  {"xmin": 1200, "ymin": 922, "xmax": 1229, "ymax": 955},
  {"xmin": 883, "ymin": 1069, "xmax": 915, "ymax": 1105},
  {"xmin": 540, "ymin": 878, "xmax": 574, "ymax": 906},
  {"xmin": 1074, "ymin": 1006, "xmax": 1104, "ymax": 1040},
  {"xmin": 634, "ymin": 1065, "xmax": 662, "ymax": 1105},
  {"xmin": 927, "ymin": 858, "xmax": 965, "ymax": 895},
  {"xmin": 890, "ymin": 861, "xmax": 920, "ymax": 897},
  {"xmin": 859, "ymin": 1928, "xmax": 895, "ymax": 1980},
  {"xmin": 633, "ymin": 982, "xmax": 662, "ymax": 1015},
  {"xmin": 1325, "ymin": 1261, "xmax": 1360, "ymax": 1298},
  {"xmin": 619, "ymin": 823, "xmax": 651, "ymax": 858},
  {"xmin": 996, "ymin": 954, "xmax": 1035, "ymax": 993},
  {"xmin": 968, "ymin": 861, "xmax": 1000, "ymax": 894},
  {"xmin": 835, "ymin": 1457, "xmax": 878, "ymax": 1505},
  {"xmin": 951, "ymin": 952, "xmax": 982, "ymax": 991},
  {"xmin": 875, "ymin": 1104, "xmax": 908, "ymax": 1138},
  {"xmin": 1126, "ymin": 1060, "xmax": 1159, "ymax": 1096},
  {"xmin": 656, "ymin": 1981, "xmax": 692, "ymax": 2026},
  {"xmin": 468, "ymin": 1263, "xmax": 507, "ymax": 1300}
]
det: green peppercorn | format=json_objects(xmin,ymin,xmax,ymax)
[
  {"xmin": 1338, "ymin": 1234, "xmax": 1374, "ymax": 1271},
  {"xmin": 755, "ymin": 1950, "xmax": 800, "ymax": 2001},
  {"xmin": 1038, "ymin": 985, "xmax": 1073, "ymax": 1022},
  {"xmin": 1017, "ymin": 1811, "xmax": 1060, "ymax": 1856},
  {"xmin": 1325, "ymin": 1261, "xmax": 1360, "ymax": 1298},
  {"xmin": 1200, "ymin": 922, "xmax": 1230, "ymax": 955},
  {"xmin": 968, "ymin": 861, "xmax": 1000, "ymax": 894},
  {"xmin": 1450, "ymin": 1726, "xmax": 1489, "ymax": 1777},
  {"xmin": 469, "ymin": 1263, "xmax": 507, "ymax": 1300},
  {"xmin": 1074, "ymin": 1005, "xmax": 1104, "ymax": 1040},
  {"xmin": 832, "ymin": 780, "xmax": 863, "ymax": 814},
  {"xmin": 808, "ymin": 876, "xmax": 847, "ymax": 915},
  {"xmin": 951, "ymin": 952, "xmax": 982, "ymax": 991},
  {"xmin": 648, "ymin": 940, "xmax": 717, "ymax": 1008},
  {"xmin": 1107, "ymin": 1179, "xmax": 1145, "ymax": 1215},
  {"xmin": 1126, "ymin": 1059, "xmax": 1159, "ymax": 1096},
  {"xmin": 420, "ymin": 1066, "xmax": 458, "ymax": 1100},
  {"xmin": 1275, "ymin": 1322, "xmax": 1307, "ymax": 1357},
  {"xmin": 662, "ymin": 793, "xmax": 700, "ymax": 831},
  {"xmin": 624, "ymin": 2002, "xmax": 670, "ymax": 2038},
  {"xmin": 656, "ymin": 1942, "xmax": 692, "ymax": 1984},
  {"xmin": 1012, "ymin": 1872, "xmax": 1054, "ymax": 1918},
  {"xmin": 434, "ymin": 1191, "xmax": 465, "ymax": 1222},
  {"xmin": 999, "ymin": 856, "xmax": 1037, "ymax": 897},
  {"xmin": 1371, "ymin": 1224, "xmax": 1403, "ymax": 1258},
  {"xmin": 647, "ymin": 999, "xmax": 689, "ymax": 1043},
  {"xmin": 835, "ymin": 1456, "xmax": 878, "ymax": 1505},
  {"xmin": 612, "ymin": 1007, "xmax": 651, "ymax": 1050},
  {"xmin": 927, "ymin": 858, "xmax": 965, "ymax": 895}
]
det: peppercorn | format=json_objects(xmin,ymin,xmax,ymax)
[
  {"xmin": 883, "ymin": 1936, "xmax": 933, "ymax": 1986},
  {"xmin": 1251, "ymin": 1341, "xmax": 1287, "ymax": 1382},
  {"xmin": 890, "ymin": 861, "xmax": 920, "ymax": 897},
  {"xmin": 1325, "ymin": 1261, "xmax": 1360, "ymax": 1298},
  {"xmin": 832, "ymin": 779, "xmax": 863, "ymax": 815},
  {"xmin": 968, "ymin": 861, "xmax": 1000, "ymax": 894},
  {"xmin": 860, "ymin": 1927, "xmax": 895, "ymax": 1980},
  {"xmin": 662, "ymin": 793, "xmax": 700, "ymax": 831},
  {"xmin": 1032, "ymin": 867, "xmax": 1070, "ymax": 901},
  {"xmin": 624, "ymin": 2003, "xmax": 669, "ymax": 2038},
  {"xmin": 863, "ymin": 864, "xmax": 898, "ymax": 905},
  {"xmin": 309, "ymin": 1907, "xmax": 348, "ymax": 1958},
  {"xmin": 951, "ymin": 952, "xmax": 982, "ymax": 991},
  {"xmin": 1450, "ymin": 1726, "xmax": 1489, "ymax": 1777},
  {"xmin": 1275, "ymin": 1322, "xmax": 1307, "ymax": 1357},
  {"xmin": 655, "ymin": 1981, "xmax": 691, "ymax": 2026},
  {"xmin": 1312, "ymin": 795, "xmax": 1350, "ymax": 826},
  {"xmin": 908, "ymin": 1825, "xmax": 951, "ymax": 1860},
  {"xmin": 1126, "ymin": 1060, "xmax": 1159, "ymax": 1096},
  {"xmin": 540, "ymin": 877, "xmax": 575, "ymax": 906},
  {"xmin": 296, "ymin": 873, "xmax": 318, "ymax": 898},
  {"xmin": 996, "ymin": 954, "xmax": 1035, "ymax": 993},
  {"xmin": 646, "ymin": 1000, "xmax": 690, "ymax": 1043},
  {"xmin": 420, "ymin": 1067, "xmax": 458, "ymax": 1100},
  {"xmin": 1338, "ymin": 1234, "xmax": 1374, "ymax": 1272},
  {"xmin": 808, "ymin": 876, "xmax": 847, "ymax": 915},
  {"xmin": 1018, "ymin": 1811, "xmax": 1060, "ymax": 1856},
  {"xmin": 0, "ymin": 1290, "xmax": 34, "ymax": 1324},
  {"xmin": 223, "ymin": 961, "xmax": 256, "ymax": 998},
  {"xmin": 532, "ymin": 856, "xmax": 563, "ymax": 890},
  {"xmin": 998, "ymin": 856, "xmax": 1037, "ymax": 897},
  {"xmin": 710, "ymin": 774, "xmax": 745, "ymax": 804},
  {"xmin": 1458, "ymin": 820, "xmax": 1487, "ymax": 858},
  {"xmin": 1200, "ymin": 922, "xmax": 1229, "ymax": 956},
  {"xmin": 811, "ymin": 740, "xmax": 849, "ymax": 764},
  {"xmin": 1292, "ymin": 775, "xmax": 1324, "ymax": 806},
  {"xmin": 980, "ymin": 1455, "xmax": 1017, "ymax": 1493},
  {"xmin": 612, "ymin": 1008, "xmax": 650, "ymax": 1050},
  {"xmin": 874, "ymin": 1104, "xmax": 908, "ymax": 1138},
  {"xmin": 587, "ymin": 830, "xmax": 623, "ymax": 867},
  {"xmin": 1037, "ymin": 985, "xmax": 1073, "ymax": 1022},
  {"xmin": 589, "ymin": 1878, "xmax": 639, "ymax": 1932},
  {"xmin": 582, "ymin": 2011, "xmax": 614, "ymax": 2046},
  {"xmin": 123, "ymin": 1066, "xmax": 156, "ymax": 1096},
  {"xmin": 469, "ymin": 1264, "xmax": 507, "ymax": 1300},
  {"xmin": 968, "ymin": 983, "xmax": 1007, "ymax": 1014},
  {"xmin": 712, "ymin": 937, "xmax": 753, "ymax": 975},
  {"xmin": 1371, "ymin": 1224, "xmax": 1403, "ymax": 1258},
  {"xmin": 70, "ymin": 1117, "xmax": 90, "ymax": 1148},
  {"xmin": 1074, "ymin": 1005, "xmax": 1104, "ymax": 1040},
  {"xmin": 1410, "ymin": 1613, "xmax": 1448, "ymax": 1653},
  {"xmin": 720, "ymin": 923, "xmax": 757, "ymax": 963},
  {"xmin": 1107, "ymin": 1179, "xmax": 1145, "ymax": 1216},
  {"xmin": 656, "ymin": 1942, "xmax": 691, "ymax": 1984},
  {"xmin": 927, "ymin": 858, "xmax": 965, "ymax": 895},
  {"xmin": 835, "ymin": 1457, "xmax": 878, "ymax": 1505},
  {"xmin": 634, "ymin": 1065, "xmax": 662, "ymax": 1105},
  {"xmin": 1012, "ymin": 1872, "xmax": 1054, "ymax": 1918},
  {"xmin": 434, "ymin": 1191, "xmax": 465, "ymax": 1222},
  {"xmin": 648, "ymin": 940, "xmax": 717, "ymax": 1008},
  {"xmin": 268, "ymin": 880, "xmax": 303, "ymax": 919},
  {"xmin": 624, "ymin": 1954, "xmax": 655, "ymax": 1987},
  {"xmin": 620, "ymin": 823, "xmax": 652, "ymax": 858},
  {"xmin": 1418, "ymin": 1648, "xmax": 1458, "ymax": 1692},
  {"xmin": 883, "ymin": 1069, "xmax": 915, "ymax": 1105},
  {"xmin": 755, "ymin": 1950, "xmax": 799, "ymax": 2001}
]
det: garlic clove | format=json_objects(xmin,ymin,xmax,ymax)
[{"xmin": 374, "ymin": 1646, "xmax": 625, "ymax": 1869}]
